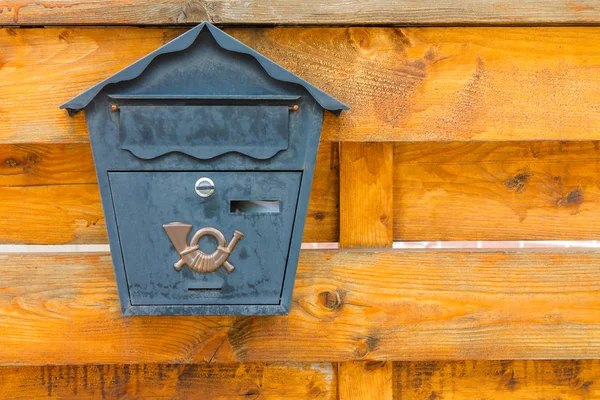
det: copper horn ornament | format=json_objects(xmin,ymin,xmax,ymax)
[{"xmin": 163, "ymin": 222, "xmax": 244, "ymax": 273}]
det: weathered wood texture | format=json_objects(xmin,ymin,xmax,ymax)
[
  {"xmin": 2, "ymin": 27, "xmax": 600, "ymax": 143},
  {"xmin": 0, "ymin": 363, "xmax": 337, "ymax": 399},
  {"xmin": 2, "ymin": 250, "xmax": 600, "ymax": 365},
  {"xmin": 0, "ymin": 142, "xmax": 338, "ymax": 244},
  {"xmin": 340, "ymin": 143, "xmax": 393, "ymax": 248},
  {"xmin": 338, "ymin": 143, "xmax": 394, "ymax": 398},
  {"xmin": 6, "ymin": 141, "xmax": 600, "ymax": 244},
  {"xmin": 395, "ymin": 360, "xmax": 600, "ymax": 399},
  {"xmin": 394, "ymin": 141, "xmax": 600, "ymax": 241},
  {"xmin": 339, "ymin": 362, "xmax": 394, "ymax": 400},
  {"xmin": 0, "ymin": 0, "xmax": 598, "ymax": 26},
  {"xmin": 3, "ymin": 361, "xmax": 600, "ymax": 399}
]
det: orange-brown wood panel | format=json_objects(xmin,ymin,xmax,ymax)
[
  {"xmin": 0, "ymin": 183, "xmax": 105, "ymax": 244},
  {"xmin": 0, "ymin": 143, "xmax": 96, "ymax": 186},
  {"xmin": 394, "ymin": 360, "xmax": 600, "ymax": 399},
  {"xmin": 1, "ymin": 0, "xmax": 598, "ymax": 25},
  {"xmin": 394, "ymin": 141, "xmax": 600, "ymax": 241},
  {"xmin": 339, "ymin": 142, "xmax": 394, "ymax": 397},
  {"xmin": 0, "ymin": 143, "xmax": 105, "ymax": 244},
  {"xmin": 340, "ymin": 143, "xmax": 393, "ymax": 248},
  {"xmin": 0, "ymin": 142, "xmax": 338, "ymax": 244},
  {"xmin": 2, "ymin": 27, "xmax": 600, "ymax": 143},
  {"xmin": 308, "ymin": 141, "xmax": 340, "ymax": 242},
  {"xmin": 1, "ymin": 250, "xmax": 600, "ymax": 365},
  {"xmin": 339, "ymin": 362, "xmax": 394, "ymax": 400},
  {"xmin": 0, "ymin": 363, "xmax": 337, "ymax": 399},
  {"xmin": 7, "ymin": 140, "xmax": 600, "ymax": 244}
]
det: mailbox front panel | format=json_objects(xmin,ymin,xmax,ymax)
[{"xmin": 108, "ymin": 171, "xmax": 301, "ymax": 306}]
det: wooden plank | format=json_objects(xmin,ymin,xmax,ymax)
[
  {"xmin": 0, "ymin": 143, "xmax": 96, "ymax": 187},
  {"xmin": 340, "ymin": 143, "xmax": 393, "ymax": 248},
  {"xmin": 0, "ymin": 1, "xmax": 598, "ymax": 26},
  {"xmin": 7, "ymin": 141, "xmax": 600, "ymax": 244},
  {"xmin": 0, "ymin": 363, "xmax": 337, "ymax": 399},
  {"xmin": 394, "ymin": 141, "xmax": 600, "ymax": 241},
  {"xmin": 2, "ymin": 27, "xmax": 600, "ymax": 143},
  {"xmin": 0, "ymin": 143, "xmax": 105, "ymax": 244},
  {"xmin": 0, "ymin": 183, "xmax": 106, "ymax": 244},
  {"xmin": 339, "ymin": 143, "xmax": 394, "ymax": 396},
  {"xmin": 2, "ymin": 250, "xmax": 600, "ymax": 364},
  {"xmin": 0, "ymin": 142, "xmax": 338, "ymax": 244},
  {"xmin": 394, "ymin": 360, "xmax": 600, "ymax": 399},
  {"xmin": 307, "ymin": 141, "xmax": 340, "ymax": 243},
  {"xmin": 339, "ymin": 362, "xmax": 394, "ymax": 400}
]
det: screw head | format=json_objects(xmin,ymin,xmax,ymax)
[{"xmin": 195, "ymin": 177, "xmax": 215, "ymax": 198}]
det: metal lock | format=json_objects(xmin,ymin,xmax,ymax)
[{"xmin": 195, "ymin": 177, "xmax": 215, "ymax": 198}]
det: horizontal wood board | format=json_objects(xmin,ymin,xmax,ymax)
[
  {"xmin": 0, "ymin": 142, "xmax": 339, "ymax": 244},
  {"xmin": 5, "ymin": 141, "xmax": 600, "ymax": 243},
  {"xmin": 1, "ymin": 250, "xmax": 599, "ymax": 365},
  {"xmin": 395, "ymin": 360, "xmax": 600, "ymax": 399},
  {"xmin": 0, "ymin": 0, "xmax": 598, "ymax": 26},
  {"xmin": 1, "ymin": 27, "xmax": 600, "ymax": 143},
  {"xmin": 0, "ymin": 363, "xmax": 336, "ymax": 399},
  {"xmin": 2, "ymin": 360, "xmax": 600, "ymax": 398},
  {"xmin": 393, "ymin": 141, "xmax": 600, "ymax": 241}
]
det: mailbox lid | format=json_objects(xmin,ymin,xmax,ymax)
[
  {"xmin": 108, "ymin": 171, "xmax": 301, "ymax": 306},
  {"xmin": 116, "ymin": 100, "xmax": 294, "ymax": 160}
]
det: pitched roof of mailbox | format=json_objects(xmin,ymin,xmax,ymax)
[{"xmin": 60, "ymin": 22, "xmax": 349, "ymax": 115}]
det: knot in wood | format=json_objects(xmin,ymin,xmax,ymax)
[
  {"xmin": 318, "ymin": 290, "xmax": 343, "ymax": 311},
  {"xmin": 557, "ymin": 187, "xmax": 584, "ymax": 207},
  {"xmin": 4, "ymin": 158, "xmax": 18, "ymax": 168}
]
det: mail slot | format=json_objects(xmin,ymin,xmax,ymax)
[{"xmin": 61, "ymin": 22, "xmax": 348, "ymax": 316}]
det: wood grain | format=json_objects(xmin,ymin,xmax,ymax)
[
  {"xmin": 2, "ymin": 250, "xmax": 600, "ymax": 364},
  {"xmin": 0, "ymin": 363, "xmax": 336, "ymax": 399},
  {"xmin": 2, "ymin": 27, "xmax": 600, "ymax": 143},
  {"xmin": 7, "ymin": 141, "xmax": 600, "ymax": 244},
  {"xmin": 339, "ymin": 142, "xmax": 393, "ymax": 397},
  {"xmin": 0, "ymin": 143, "xmax": 105, "ymax": 244},
  {"xmin": 395, "ymin": 360, "xmax": 600, "ymax": 399},
  {"xmin": 339, "ymin": 362, "xmax": 394, "ymax": 400},
  {"xmin": 0, "ymin": 143, "xmax": 95, "ymax": 187},
  {"xmin": 0, "ymin": 0, "xmax": 598, "ymax": 26},
  {"xmin": 394, "ymin": 141, "xmax": 600, "ymax": 241},
  {"xmin": 0, "ymin": 183, "xmax": 105, "ymax": 244},
  {"xmin": 0, "ymin": 142, "xmax": 338, "ymax": 244},
  {"xmin": 308, "ymin": 142, "xmax": 339, "ymax": 243},
  {"xmin": 4, "ymin": 361, "xmax": 600, "ymax": 399},
  {"xmin": 340, "ymin": 143, "xmax": 393, "ymax": 248}
]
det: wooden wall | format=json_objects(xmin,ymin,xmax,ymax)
[{"xmin": 1, "ymin": 2, "xmax": 600, "ymax": 398}]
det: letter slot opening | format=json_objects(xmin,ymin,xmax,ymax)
[
  {"xmin": 187, "ymin": 280, "xmax": 223, "ymax": 291},
  {"xmin": 230, "ymin": 200, "xmax": 281, "ymax": 214}
]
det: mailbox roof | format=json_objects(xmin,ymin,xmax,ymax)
[{"xmin": 60, "ymin": 22, "xmax": 349, "ymax": 115}]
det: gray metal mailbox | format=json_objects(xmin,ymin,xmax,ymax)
[{"xmin": 61, "ymin": 22, "xmax": 348, "ymax": 316}]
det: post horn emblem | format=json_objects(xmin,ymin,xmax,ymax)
[{"xmin": 163, "ymin": 222, "xmax": 244, "ymax": 273}]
